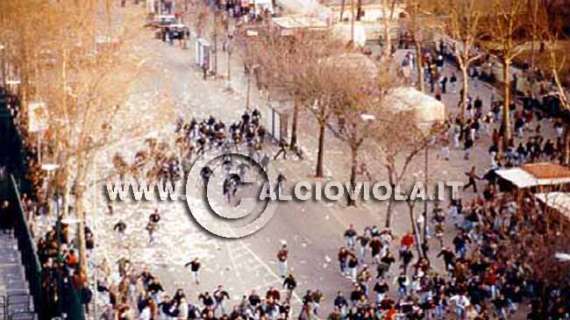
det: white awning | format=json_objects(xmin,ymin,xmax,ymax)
[
  {"xmin": 535, "ymin": 192, "xmax": 570, "ymax": 222},
  {"xmin": 384, "ymin": 87, "xmax": 446, "ymax": 131},
  {"xmin": 495, "ymin": 168, "xmax": 538, "ymax": 188},
  {"xmin": 495, "ymin": 168, "xmax": 570, "ymax": 188}
]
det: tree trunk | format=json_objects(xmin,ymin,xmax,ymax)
[
  {"xmin": 383, "ymin": 23, "xmax": 391, "ymax": 57},
  {"xmin": 384, "ymin": 173, "xmax": 395, "ymax": 228},
  {"xmin": 502, "ymin": 60, "xmax": 512, "ymax": 148},
  {"xmin": 246, "ymin": 74, "xmax": 251, "ymax": 110},
  {"xmin": 316, "ymin": 121, "xmax": 326, "ymax": 178},
  {"xmin": 340, "ymin": 0, "xmax": 346, "ymax": 21},
  {"xmin": 213, "ymin": 12, "xmax": 218, "ymax": 75},
  {"xmin": 74, "ymin": 159, "xmax": 89, "ymax": 276},
  {"xmin": 385, "ymin": 199, "xmax": 393, "ymax": 228},
  {"xmin": 76, "ymin": 192, "xmax": 88, "ymax": 275},
  {"xmin": 460, "ymin": 64, "xmax": 469, "ymax": 120},
  {"xmin": 226, "ymin": 48, "xmax": 232, "ymax": 90},
  {"xmin": 408, "ymin": 205, "xmax": 424, "ymax": 257},
  {"xmin": 409, "ymin": 204, "xmax": 417, "ymax": 235},
  {"xmin": 347, "ymin": 146, "xmax": 358, "ymax": 206},
  {"xmin": 529, "ymin": 0, "xmax": 538, "ymax": 69},
  {"xmin": 422, "ymin": 146, "xmax": 428, "ymax": 255},
  {"xmin": 290, "ymin": 95, "xmax": 299, "ymax": 149},
  {"xmin": 415, "ymin": 42, "xmax": 424, "ymax": 92},
  {"xmin": 350, "ymin": 0, "xmax": 355, "ymax": 44}
]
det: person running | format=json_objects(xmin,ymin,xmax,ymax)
[
  {"xmin": 463, "ymin": 166, "xmax": 480, "ymax": 193},
  {"xmin": 347, "ymin": 253, "xmax": 359, "ymax": 282},
  {"xmin": 276, "ymin": 244, "xmax": 289, "ymax": 278},
  {"xmin": 373, "ymin": 278, "xmax": 389, "ymax": 304},
  {"xmin": 113, "ymin": 220, "xmax": 127, "ymax": 242},
  {"xmin": 184, "ymin": 258, "xmax": 201, "ymax": 285},
  {"xmin": 213, "ymin": 285, "xmax": 230, "ymax": 315},
  {"xmin": 273, "ymin": 138, "xmax": 288, "ymax": 160},
  {"xmin": 146, "ymin": 209, "xmax": 161, "ymax": 245},
  {"xmin": 198, "ymin": 291, "xmax": 215, "ymax": 310},
  {"xmin": 283, "ymin": 273, "xmax": 297, "ymax": 304},
  {"xmin": 344, "ymin": 224, "xmax": 357, "ymax": 249},
  {"xmin": 146, "ymin": 220, "xmax": 157, "ymax": 245}
]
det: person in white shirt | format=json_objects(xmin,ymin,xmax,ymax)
[
  {"xmin": 450, "ymin": 294, "xmax": 470, "ymax": 319},
  {"xmin": 178, "ymin": 298, "xmax": 189, "ymax": 320}
]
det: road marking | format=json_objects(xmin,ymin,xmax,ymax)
[{"xmin": 236, "ymin": 240, "xmax": 303, "ymax": 305}]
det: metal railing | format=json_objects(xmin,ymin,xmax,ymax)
[
  {"xmin": 3, "ymin": 175, "xmax": 86, "ymax": 320},
  {"xmin": 1, "ymin": 89, "xmax": 85, "ymax": 320},
  {"xmin": 2, "ymin": 176, "xmax": 41, "ymax": 319},
  {"xmin": 1, "ymin": 295, "xmax": 6, "ymax": 320}
]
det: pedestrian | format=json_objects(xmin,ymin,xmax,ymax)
[
  {"xmin": 373, "ymin": 278, "xmax": 389, "ymax": 304},
  {"xmin": 276, "ymin": 244, "xmax": 289, "ymax": 278},
  {"xmin": 113, "ymin": 220, "xmax": 127, "ymax": 243},
  {"xmin": 333, "ymin": 292, "xmax": 348, "ymax": 317},
  {"xmin": 283, "ymin": 273, "xmax": 297, "ymax": 303},
  {"xmin": 184, "ymin": 258, "xmax": 201, "ymax": 285},
  {"xmin": 276, "ymin": 172, "xmax": 286, "ymax": 196},
  {"xmin": 338, "ymin": 247, "xmax": 349, "ymax": 276},
  {"xmin": 198, "ymin": 291, "xmax": 215, "ymax": 310},
  {"xmin": 213, "ymin": 285, "xmax": 230, "ymax": 315},
  {"xmin": 463, "ymin": 166, "xmax": 480, "ymax": 193},
  {"xmin": 377, "ymin": 251, "xmax": 395, "ymax": 279},
  {"xmin": 344, "ymin": 224, "xmax": 357, "ymax": 249},
  {"xmin": 202, "ymin": 58, "xmax": 209, "ymax": 80},
  {"xmin": 453, "ymin": 123, "xmax": 461, "ymax": 149},
  {"xmin": 347, "ymin": 253, "xmax": 359, "ymax": 282},
  {"xmin": 450, "ymin": 293, "xmax": 470, "ymax": 319},
  {"xmin": 394, "ymin": 272, "xmax": 409, "ymax": 299},
  {"xmin": 356, "ymin": 233, "xmax": 369, "ymax": 262},
  {"xmin": 200, "ymin": 165, "xmax": 213, "ymax": 186},
  {"xmin": 450, "ymin": 73, "xmax": 457, "ymax": 93},
  {"xmin": 146, "ymin": 220, "xmax": 157, "ymax": 245},
  {"xmin": 440, "ymin": 75, "xmax": 448, "ymax": 94},
  {"xmin": 273, "ymin": 138, "xmax": 288, "ymax": 160},
  {"xmin": 464, "ymin": 135, "xmax": 474, "ymax": 160}
]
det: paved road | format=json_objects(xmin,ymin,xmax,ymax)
[{"xmin": 84, "ymin": 7, "xmax": 559, "ymax": 318}]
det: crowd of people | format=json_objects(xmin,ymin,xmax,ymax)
[
  {"xmin": 329, "ymin": 190, "xmax": 570, "ymax": 320},
  {"xmin": 111, "ymin": 108, "xmax": 267, "ymax": 185},
  {"xmin": 2, "ymin": 1, "xmax": 570, "ymax": 320}
]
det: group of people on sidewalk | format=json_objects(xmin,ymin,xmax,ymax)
[{"xmin": 329, "ymin": 188, "xmax": 569, "ymax": 320}]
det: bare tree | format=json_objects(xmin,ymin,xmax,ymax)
[
  {"xmin": 483, "ymin": 0, "xmax": 528, "ymax": 148},
  {"xmin": 0, "ymin": 0, "xmax": 148, "ymax": 275},
  {"xmin": 333, "ymin": 59, "xmax": 403, "ymax": 206},
  {"xmin": 374, "ymin": 110, "xmax": 440, "ymax": 228},
  {"xmin": 380, "ymin": 0, "xmax": 399, "ymax": 58},
  {"xmin": 185, "ymin": 0, "xmax": 210, "ymax": 38},
  {"xmin": 403, "ymin": 0, "xmax": 429, "ymax": 93},
  {"xmin": 531, "ymin": 2, "xmax": 570, "ymax": 165},
  {"xmin": 445, "ymin": 0, "xmax": 484, "ymax": 120},
  {"xmin": 243, "ymin": 31, "xmax": 348, "ymax": 165},
  {"xmin": 403, "ymin": 183, "xmax": 427, "ymax": 258},
  {"xmin": 297, "ymin": 62, "xmax": 348, "ymax": 177}
]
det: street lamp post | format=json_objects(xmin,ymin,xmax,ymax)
[
  {"xmin": 422, "ymin": 143, "xmax": 428, "ymax": 257},
  {"xmin": 225, "ymin": 33, "xmax": 233, "ymax": 92}
]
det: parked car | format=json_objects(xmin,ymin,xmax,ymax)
[{"xmin": 147, "ymin": 14, "xmax": 177, "ymax": 29}]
